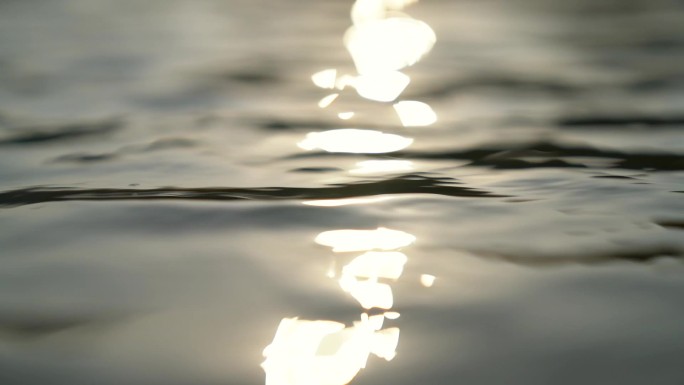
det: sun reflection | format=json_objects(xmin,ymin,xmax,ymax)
[
  {"xmin": 318, "ymin": 93, "xmax": 340, "ymax": 108},
  {"xmin": 261, "ymin": 315, "xmax": 399, "ymax": 385},
  {"xmin": 338, "ymin": 251, "xmax": 408, "ymax": 309},
  {"xmin": 344, "ymin": 251, "xmax": 408, "ymax": 279},
  {"xmin": 345, "ymin": 17, "xmax": 435, "ymax": 75},
  {"xmin": 420, "ymin": 274, "xmax": 436, "ymax": 287},
  {"xmin": 393, "ymin": 100, "xmax": 437, "ymax": 126},
  {"xmin": 312, "ymin": 69, "xmax": 338, "ymax": 89},
  {"xmin": 264, "ymin": 0, "xmax": 435, "ymax": 383},
  {"xmin": 338, "ymin": 112, "xmax": 355, "ymax": 120},
  {"xmin": 351, "ymin": 71, "xmax": 410, "ymax": 102},
  {"xmin": 315, "ymin": 227, "xmax": 416, "ymax": 252},
  {"xmin": 262, "ymin": 228, "xmax": 415, "ymax": 385},
  {"xmin": 297, "ymin": 129, "xmax": 413, "ymax": 154},
  {"xmin": 305, "ymin": 0, "xmax": 437, "ymax": 154}
]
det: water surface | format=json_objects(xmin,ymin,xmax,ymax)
[{"xmin": 1, "ymin": 0, "xmax": 684, "ymax": 384}]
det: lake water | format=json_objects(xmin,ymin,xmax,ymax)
[{"xmin": 1, "ymin": 0, "xmax": 684, "ymax": 384}]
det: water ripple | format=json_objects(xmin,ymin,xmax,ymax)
[{"xmin": 0, "ymin": 175, "xmax": 504, "ymax": 208}]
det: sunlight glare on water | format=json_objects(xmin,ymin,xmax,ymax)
[
  {"xmin": 350, "ymin": 71, "xmax": 411, "ymax": 102},
  {"xmin": 263, "ymin": 1, "xmax": 435, "ymax": 384},
  {"xmin": 314, "ymin": 228, "xmax": 416, "ymax": 252},
  {"xmin": 260, "ymin": 226, "xmax": 412, "ymax": 384},
  {"xmin": 345, "ymin": 15, "xmax": 436, "ymax": 75},
  {"xmin": 306, "ymin": 0, "xmax": 436, "ymax": 128},
  {"xmin": 312, "ymin": 69, "xmax": 338, "ymax": 89},
  {"xmin": 393, "ymin": 100, "xmax": 437, "ymax": 126},
  {"xmin": 420, "ymin": 274, "xmax": 437, "ymax": 287},
  {"xmin": 338, "ymin": 251, "xmax": 408, "ymax": 309},
  {"xmin": 261, "ymin": 316, "xmax": 399, "ymax": 385},
  {"xmin": 297, "ymin": 129, "xmax": 413, "ymax": 153},
  {"xmin": 318, "ymin": 93, "xmax": 340, "ymax": 108}
]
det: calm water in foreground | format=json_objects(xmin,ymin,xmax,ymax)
[{"xmin": 1, "ymin": 0, "xmax": 684, "ymax": 384}]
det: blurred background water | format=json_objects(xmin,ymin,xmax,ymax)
[{"xmin": 1, "ymin": 0, "xmax": 684, "ymax": 384}]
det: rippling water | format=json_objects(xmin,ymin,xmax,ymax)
[{"xmin": 1, "ymin": 0, "xmax": 684, "ymax": 384}]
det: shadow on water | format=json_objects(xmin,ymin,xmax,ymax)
[
  {"xmin": 290, "ymin": 140, "xmax": 684, "ymax": 171},
  {"xmin": 401, "ymin": 141, "xmax": 684, "ymax": 171},
  {"xmin": 0, "ymin": 174, "xmax": 505, "ymax": 208},
  {"xmin": 475, "ymin": 247, "xmax": 684, "ymax": 266},
  {"xmin": 0, "ymin": 119, "xmax": 122, "ymax": 145},
  {"xmin": 51, "ymin": 137, "xmax": 199, "ymax": 164},
  {"xmin": 0, "ymin": 314, "xmax": 127, "ymax": 339}
]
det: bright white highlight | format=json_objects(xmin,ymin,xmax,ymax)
[
  {"xmin": 384, "ymin": 311, "xmax": 401, "ymax": 320},
  {"xmin": 312, "ymin": 69, "xmax": 338, "ymax": 89},
  {"xmin": 341, "ymin": 279, "xmax": 394, "ymax": 309},
  {"xmin": 351, "ymin": 0, "xmax": 420, "ymax": 25},
  {"xmin": 261, "ymin": 316, "xmax": 399, "ymax": 385},
  {"xmin": 338, "ymin": 251, "xmax": 407, "ymax": 309},
  {"xmin": 420, "ymin": 274, "xmax": 436, "ymax": 287},
  {"xmin": 351, "ymin": 71, "xmax": 410, "ymax": 102},
  {"xmin": 318, "ymin": 93, "xmax": 339, "ymax": 108},
  {"xmin": 344, "ymin": 251, "xmax": 408, "ymax": 280},
  {"xmin": 315, "ymin": 227, "xmax": 416, "ymax": 252},
  {"xmin": 393, "ymin": 100, "xmax": 437, "ymax": 126},
  {"xmin": 297, "ymin": 129, "xmax": 413, "ymax": 154},
  {"xmin": 345, "ymin": 17, "xmax": 436, "ymax": 75}
]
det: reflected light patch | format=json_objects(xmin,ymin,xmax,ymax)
[
  {"xmin": 312, "ymin": 69, "xmax": 338, "ymax": 89},
  {"xmin": 338, "ymin": 250, "xmax": 407, "ymax": 309},
  {"xmin": 335, "ymin": 74, "xmax": 357, "ymax": 90},
  {"xmin": 262, "ymin": 317, "xmax": 400, "ymax": 385},
  {"xmin": 303, "ymin": 196, "xmax": 394, "ymax": 207},
  {"xmin": 384, "ymin": 0, "xmax": 419, "ymax": 9},
  {"xmin": 368, "ymin": 314, "xmax": 385, "ymax": 330},
  {"xmin": 352, "ymin": 0, "xmax": 420, "ymax": 25},
  {"xmin": 351, "ymin": 0, "xmax": 385, "ymax": 25},
  {"xmin": 420, "ymin": 274, "xmax": 436, "ymax": 287},
  {"xmin": 393, "ymin": 100, "xmax": 437, "ymax": 126},
  {"xmin": 370, "ymin": 327, "xmax": 400, "ymax": 360},
  {"xmin": 344, "ymin": 251, "xmax": 408, "ymax": 280},
  {"xmin": 315, "ymin": 227, "xmax": 416, "ymax": 252},
  {"xmin": 318, "ymin": 93, "xmax": 339, "ymax": 108},
  {"xmin": 350, "ymin": 160, "xmax": 414, "ymax": 175},
  {"xmin": 341, "ymin": 278, "xmax": 394, "ymax": 309},
  {"xmin": 345, "ymin": 17, "xmax": 436, "ymax": 74},
  {"xmin": 351, "ymin": 71, "xmax": 410, "ymax": 102},
  {"xmin": 297, "ymin": 129, "xmax": 413, "ymax": 154},
  {"xmin": 338, "ymin": 111, "xmax": 355, "ymax": 120},
  {"xmin": 384, "ymin": 311, "xmax": 400, "ymax": 320}
]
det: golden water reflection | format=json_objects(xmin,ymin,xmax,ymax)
[
  {"xmin": 312, "ymin": 69, "xmax": 338, "ymax": 89},
  {"xmin": 345, "ymin": 17, "xmax": 435, "ymax": 75},
  {"xmin": 262, "ymin": 227, "xmax": 415, "ymax": 385},
  {"xmin": 318, "ymin": 93, "xmax": 340, "ymax": 108},
  {"xmin": 315, "ymin": 227, "xmax": 416, "ymax": 252},
  {"xmin": 420, "ymin": 273, "xmax": 436, "ymax": 287},
  {"xmin": 351, "ymin": 71, "xmax": 410, "ymax": 102},
  {"xmin": 306, "ymin": 0, "xmax": 437, "ymax": 137},
  {"xmin": 297, "ymin": 129, "xmax": 413, "ymax": 154},
  {"xmin": 264, "ymin": 1, "xmax": 437, "ymax": 384},
  {"xmin": 262, "ymin": 315, "xmax": 399, "ymax": 385},
  {"xmin": 393, "ymin": 100, "xmax": 437, "ymax": 127},
  {"xmin": 339, "ymin": 251, "xmax": 408, "ymax": 309}
]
